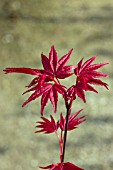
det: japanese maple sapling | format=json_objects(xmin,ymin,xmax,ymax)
[{"xmin": 4, "ymin": 46, "xmax": 109, "ymax": 170}]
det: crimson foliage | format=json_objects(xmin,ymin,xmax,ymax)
[{"xmin": 4, "ymin": 46, "xmax": 109, "ymax": 169}]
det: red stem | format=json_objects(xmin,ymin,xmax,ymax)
[{"xmin": 55, "ymin": 131, "xmax": 63, "ymax": 162}]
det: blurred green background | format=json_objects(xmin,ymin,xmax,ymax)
[{"xmin": 0, "ymin": 0, "xmax": 113, "ymax": 170}]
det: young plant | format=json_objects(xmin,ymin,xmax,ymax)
[{"xmin": 4, "ymin": 46, "xmax": 109, "ymax": 170}]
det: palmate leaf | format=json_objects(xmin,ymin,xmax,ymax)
[
  {"xmin": 75, "ymin": 56, "xmax": 109, "ymax": 78},
  {"xmin": 35, "ymin": 115, "xmax": 59, "ymax": 134},
  {"xmin": 41, "ymin": 46, "xmax": 74, "ymax": 79},
  {"xmin": 22, "ymin": 83, "xmax": 52, "ymax": 107},
  {"xmin": 73, "ymin": 56, "xmax": 109, "ymax": 102},
  {"xmin": 22, "ymin": 82, "xmax": 66, "ymax": 115},
  {"xmin": 3, "ymin": 46, "xmax": 74, "ymax": 115},
  {"xmin": 59, "ymin": 109, "xmax": 86, "ymax": 131},
  {"xmin": 40, "ymin": 83, "xmax": 66, "ymax": 115},
  {"xmin": 74, "ymin": 56, "xmax": 109, "ymax": 77}
]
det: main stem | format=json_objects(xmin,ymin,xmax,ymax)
[{"xmin": 61, "ymin": 102, "xmax": 70, "ymax": 163}]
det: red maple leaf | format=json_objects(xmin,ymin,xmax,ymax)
[
  {"xmin": 69, "ymin": 56, "xmax": 109, "ymax": 102},
  {"xmin": 75, "ymin": 56, "xmax": 109, "ymax": 88},
  {"xmin": 35, "ymin": 115, "xmax": 59, "ymax": 134},
  {"xmin": 59, "ymin": 109, "xmax": 86, "ymax": 131},
  {"xmin": 41, "ymin": 45, "xmax": 74, "ymax": 79},
  {"xmin": 40, "ymin": 162, "xmax": 84, "ymax": 170},
  {"xmin": 3, "ymin": 46, "xmax": 74, "ymax": 113},
  {"xmin": 22, "ymin": 83, "xmax": 66, "ymax": 114}
]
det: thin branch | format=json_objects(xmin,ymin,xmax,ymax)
[{"xmin": 61, "ymin": 102, "xmax": 71, "ymax": 163}]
